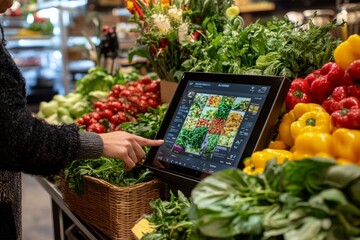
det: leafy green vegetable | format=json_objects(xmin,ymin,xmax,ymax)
[
  {"xmin": 64, "ymin": 157, "xmax": 154, "ymax": 195},
  {"xmin": 182, "ymin": 16, "xmax": 342, "ymax": 80},
  {"xmin": 75, "ymin": 67, "xmax": 115, "ymax": 96},
  {"xmin": 190, "ymin": 158, "xmax": 360, "ymax": 239},
  {"xmin": 121, "ymin": 104, "xmax": 168, "ymax": 139},
  {"xmin": 142, "ymin": 191, "xmax": 195, "ymax": 240}
]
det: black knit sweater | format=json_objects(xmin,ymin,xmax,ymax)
[{"xmin": 0, "ymin": 24, "xmax": 103, "ymax": 239}]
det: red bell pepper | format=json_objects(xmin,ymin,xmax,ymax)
[
  {"xmin": 320, "ymin": 62, "xmax": 344, "ymax": 88},
  {"xmin": 346, "ymin": 59, "xmax": 360, "ymax": 80},
  {"xmin": 332, "ymin": 85, "xmax": 348, "ymax": 101},
  {"xmin": 285, "ymin": 78, "xmax": 312, "ymax": 111},
  {"xmin": 322, "ymin": 86, "xmax": 349, "ymax": 114},
  {"xmin": 310, "ymin": 75, "xmax": 333, "ymax": 103},
  {"xmin": 341, "ymin": 72, "xmax": 355, "ymax": 86},
  {"xmin": 331, "ymin": 108, "xmax": 360, "ymax": 129},
  {"xmin": 322, "ymin": 97, "xmax": 338, "ymax": 114},
  {"xmin": 347, "ymin": 84, "xmax": 360, "ymax": 98},
  {"xmin": 304, "ymin": 69, "xmax": 320, "ymax": 86},
  {"xmin": 331, "ymin": 96, "xmax": 360, "ymax": 129}
]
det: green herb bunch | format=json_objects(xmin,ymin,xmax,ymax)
[
  {"xmin": 64, "ymin": 157, "xmax": 154, "ymax": 195},
  {"xmin": 142, "ymin": 191, "xmax": 196, "ymax": 240},
  {"xmin": 190, "ymin": 158, "xmax": 360, "ymax": 239},
  {"xmin": 182, "ymin": 16, "xmax": 342, "ymax": 80}
]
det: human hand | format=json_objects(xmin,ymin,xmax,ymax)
[{"xmin": 99, "ymin": 131, "xmax": 164, "ymax": 170}]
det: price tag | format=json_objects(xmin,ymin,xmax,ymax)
[{"xmin": 131, "ymin": 217, "xmax": 155, "ymax": 239}]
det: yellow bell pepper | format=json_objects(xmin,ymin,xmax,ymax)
[
  {"xmin": 244, "ymin": 148, "xmax": 293, "ymax": 175},
  {"xmin": 267, "ymin": 140, "xmax": 287, "ymax": 150},
  {"xmin": 279, "ymin": 110, "xmax": 296, "ymax": 147},
  {"xmin": 292, "ymin": 132, "xmax": 335, "ymax": 160},
  {"xmin": 279, "ymin": 103, "xmax": 326, "ymax": 147},
  {"xmin": 292, "ymin": 103, "xmax": 327, "ymax": 118},
  {"xmin": 334, "ymin": 34, "xmax": 360, "ymax": 70},
  {"xmin": 290, "ymin": 111, "xmax": 333, "ymax": 139},
  {"xmin": 332, "ymin": 128, "xmax": 360, "ymax": 164},
  {"xmin": 253, "ymin": 149, "xmax": 292, "ymax": 166}
]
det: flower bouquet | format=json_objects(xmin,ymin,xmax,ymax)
[{"xmin": 127, "ymin": 0, "xmax": 235, "ymax": 83}]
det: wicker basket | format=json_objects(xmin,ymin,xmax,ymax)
[{"xmin": 61, "ymin": 176, "xmax": 164, "ymax": 240}]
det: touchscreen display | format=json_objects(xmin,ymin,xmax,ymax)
[{"xmin": 153, "ymin": 80, "xmax": 271, "ymax": 175}]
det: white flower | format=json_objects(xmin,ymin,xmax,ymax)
[
  {"xmin": 167, "ymin": 7, "xmax": 182, "ymax": 24},
  {"xmin": 151, "ymin": 13, "xmax": 172, "ymax": 35},
  {"xmin": 178, "ymin": 22, "xmax": 189, "ymax": 42}
]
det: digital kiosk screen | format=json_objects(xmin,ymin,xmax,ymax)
[{"xmin": 145, "ymin": 72, "xmax": 290, "ymax": 185}]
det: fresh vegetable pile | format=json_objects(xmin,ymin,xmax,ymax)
[
  {"xmin": 37, "ymin": 67, "xmax": 143, "ymax": 124},
  {"xmin": 190, "ymin": 158, "xmax": 360, "ymax": 240},
  {"xmin": 64, "ymin": 157, "xmax": 154, "ymax": 195},
  {"xmin": 286, "ymin": 59, "xmax": 360, "ymax": 130},
  {"xmin": 142, "ymin": 191, "xmax": 195, "ymax": 240},
  {"xmin": 37, "ymin": 92, "xmax": 90, "ymax": 125},
  {"xmin": 76, "ymin": 77, "xmax": 161, "ymax": 133},
  {"xmin": 181, "ymin": 16, "xmax": 341, "ymax": 79},
  {"xmin": 239, "ymin": 34, "xmax": 360, "ymax": 174}
]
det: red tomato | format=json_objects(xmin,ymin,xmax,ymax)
[
  {"xmin": 138, "ymin": 77, "xmax": 152, "ymax": 84},
  {"xmin": 128, "ymin": 96, "xmax": 138, "ymax": 104},
  {"xmin": 89, "ymin": 112, "xmax": 102, "ymax": 121},
  {"xmin": 93, "ymin": 101, "xmax": 104, "ymax": 110},
  {"xmin": 112, "ymin": 84, "xmax": 125, "ymax": 92},
  {"xmin": 109, "ymin": 101, "xmax": 123, "ymax": 112},
  {"xmin": 99, "ymin": 109, "xmax": 113, "ymax": 119},
  {"xmin": 82, "ymin": 114, "xmax": 91, "ymax": 125},
  {"xmin": 110, "ymin": 112, "xmax": 128, "ymax": 125},
  {"xmin": 76, "ymin": 117, "xmax": 85, "ymax": 126},
  {"xmin": 88, "ymin": 118, "xmax": 98, "ymax": 125},
  {"xmin": 147, "ymin": 99, "xmax": 159, "ymax": 109},
  {"xmin": 135, "ymin": 99, "xmax": 147, "ymax": 111},
  {"xmin": 146, "ymin": 82, "xmax": 160, "ymax": 92},
  {"xmin": 110, "ymin": 90, "xmax": 120, "ymax": 98},
  {"xmin": 107, "ymin": 96, "xmax": 116, "ymax": 102},
  {"xmin": 87, "ymin": 123, "xmax": 106, "ymax": 133},
  {"xmin": 120, "ymin": 90, "xmax": 131, "ymax": 97}
]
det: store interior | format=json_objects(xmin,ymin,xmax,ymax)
[{"xmin": 1, "ymin": 0, "xmax": 359, "ymax": 239}]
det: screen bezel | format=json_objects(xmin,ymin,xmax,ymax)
[{"xmin": 144, "ymin": 71, "xmax": 290, "ymax": 188}]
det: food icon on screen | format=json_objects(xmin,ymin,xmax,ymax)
[
  {"xmin": 232, "ymin": 97, "xmax": 251, "ymax": 111},
  {"xmin": 200, "ymin": 107, "xmax": 217, "ymax": 120},
  {"xmin": 183, "ymin": 116, "xmax": 197, "ymax": 130},
  {"xmin": 188, "ymin": 103, "xmax": 202, "ymax": 118},
  {"xmin": 193, "ymin": 93, "xmax": 208, "ymax": 108},
  {"xmin": 208, "ymin": 118, "xmax": 226, "ymax": 135},
  {"xmin": 196, "ymin": 118, "xmax": 210, "ymax": 128},
  {"xmin": 206, "ymin": 95, "xmax": 222, "ymax": 107},
  {"xmin": 217, "ymin": 135, "xmax": 235, "ymax": 147},
  {"xmin": 200, "ymin": 134, "xmax": 220, "ymax": 158},
  {"xmin": 248, "ymin": 103, "xmax": 260, "ymax": 115},
  {"xmin": 173, "ymin": 126, "xmax": 208, "ymax": 155},
  {"xmin": 214, "ymin": 97, "xmax": 234, "ymax": 119},
  {"xmin": 172, "ymin": 144, "xmax": 185, "ymax": 153},
  {"xmin": 221, "ymin": 111, "xmax": 243, "ymax": 136}
]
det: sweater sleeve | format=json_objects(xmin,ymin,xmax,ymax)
[
  {"xmin": 77, "ymin": 131, "xmax": 104, "ymax": 160},
  {"xmin": 0, "ymin": 46, "xmax": 104, "ymax": 176}
]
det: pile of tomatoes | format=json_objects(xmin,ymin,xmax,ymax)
[{"xmin": 76, "ymin": 77, "xmax": 161, "ymax": 133}]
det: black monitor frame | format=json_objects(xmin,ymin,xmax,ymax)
[{"xmin": 144, "ymin": 72, "xmax": 291, "ymax": 190}]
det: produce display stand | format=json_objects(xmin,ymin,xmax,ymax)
[{"xmin": 35, "ymin": 177, "xmax": 111, "ymax": 240}]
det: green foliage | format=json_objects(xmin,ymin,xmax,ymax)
[
  {"xmin": 64, "ymin": 157, "xmax": 154, "ymax": 195},
  {"xmin": 182, "ymin": 16, "xmax": 342, "ymax": 80},
  {"xmin": 190, "ymin": 158, "xmax": 360, "ymax": 239}
]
